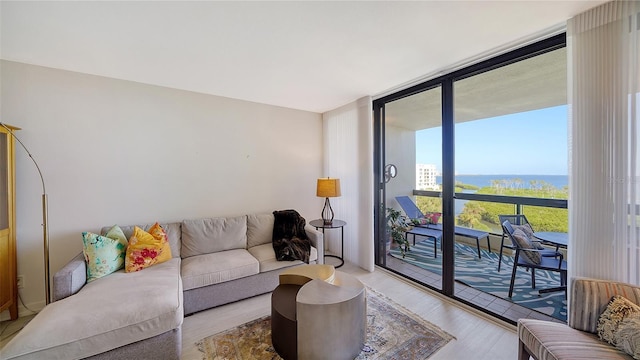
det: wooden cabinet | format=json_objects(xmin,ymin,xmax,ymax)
[{"xmin": 0, "ymin": 124, "xmax": 18, "ymax": 320}]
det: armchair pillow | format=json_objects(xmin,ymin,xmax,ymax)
[
  {"xmin": 512, "ymin": 223, "xmax": 545, "ymax": 250},
  {"xmin": 615, "ymin": 315, "xmax": 640, "ymax": 359},
  {"xmin": 597, "ymin": 295, "xmax": 640, "ymax": 347},
  {"xmin": 511, "ymin": 228, "xmax": 542, "ymax": 264}
]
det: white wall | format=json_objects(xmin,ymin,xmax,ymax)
[
  {"xmin": 0, "ymin": 60, "xmax": 323, "ymax": 315},
  {"xmin": 385, "ymin": 124, "xmax": 416, "ymax": 209},
  {"xmin": 322, "ymin": 97, "xmax": 374, "ymax": 272}
]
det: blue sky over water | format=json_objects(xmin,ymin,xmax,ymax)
[{"xmin": 416, "ymin": 105, "xmax": 568, "ymax": 175}]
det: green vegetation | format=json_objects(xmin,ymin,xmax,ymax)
[
  {"xmin": 474, "ymin": 182, "xmax": 568, "ymax": 232},
  {"xmin": 386, "ymin": 207, "xmax": 411, "ymax": 257},
  {"xmin": 455, "ymin": 181, "xmax": 479, "ymax": 192},
  {"xmin": 415, "ymin": 178, "xmax": 568, "ymax": 233},
  {"xmin": 416, "ymin": 196, "xmax": 442, "ymax": 213}
]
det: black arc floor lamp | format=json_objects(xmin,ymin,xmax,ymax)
[{"xmin": 0, "ymin": 123, "xmax": 50, "ymax": 305}]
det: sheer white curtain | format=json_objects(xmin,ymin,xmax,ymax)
[
  {"xmin": 322, "ymin": 96, "xmax": 374, "ymax": 271},
  {"xmin": 568, "ymin": 0, "xmax": 640, "ymax": 285}
]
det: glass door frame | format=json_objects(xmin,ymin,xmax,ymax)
[{"xmin": 373, "ymin": 33, "xmax": 566, "ymax": 299}]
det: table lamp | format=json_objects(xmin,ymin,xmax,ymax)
[{"xmin": 316, "ymin": 178, "xmax": 341, "ymax": 225}]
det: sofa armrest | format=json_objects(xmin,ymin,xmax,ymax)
[
  {"xmin": 52, "ymin": 252, "xmax": 87, "ymax": 302},
  {"xmin": 305, "ymin": 225, "xmax": 324, "ymax": 264},
  {"xmin": 568, "ymin": 277, "xmax": 640, "ymax": 333}
]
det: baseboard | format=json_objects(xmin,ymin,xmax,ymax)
[{"xmin": 0, "ymin": 300, "xmax": 45, "ymax": 321}]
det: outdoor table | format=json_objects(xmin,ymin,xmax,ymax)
[{"xmin": 533, "ymin": 231, "xmax": 568, "ymax": 251}]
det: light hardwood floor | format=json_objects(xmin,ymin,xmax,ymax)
[
  {"xmin": 1, "ymin": 261, "xmax": 519, "ymax": 359},
  {"xmin": 181, "ymin": 261, "xmax": 519, "ymax": 360}
]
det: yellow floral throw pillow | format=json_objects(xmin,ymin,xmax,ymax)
[{"xmin": 125, "ymin": 223, "xmax": 172, "ymax": 272}]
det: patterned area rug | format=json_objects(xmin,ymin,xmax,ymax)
[
  {"xmin": 196, "ymin": 288, "xmax": 454, "ymax": 360},
  {"xmin": 390, "ymin": 239, "xmax": 567, "ymax": 321}
]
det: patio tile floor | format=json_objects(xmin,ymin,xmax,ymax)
[{"xmin": 384, "ymin": 253, "xmax": 564, "ymax": 325}]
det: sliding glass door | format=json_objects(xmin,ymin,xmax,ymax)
[
  {"xmin": 374, "ymin": 34, "xmax": 567, "ymax": 324},
  {"xmin": 452, "ymin": 47, "xmax": 568, "ymax": 321},
  {"xmin": 381, "ymin": 86, "xmax": 443, "ymax": 290}
]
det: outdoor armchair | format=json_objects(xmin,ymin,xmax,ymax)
[
  {"xmin": 497, "ymin": 215, "xmax": 530, "ymax": 271},
  {"xmin": 502, "ymin": 220, "xmax": 567, "ymax": 298},
  {"xmin": 497, "ymin": 214, "xmax": 559, "ymax": 271},
  {"xmin": 518, "ymin": 277, "xmax": 640, "ymax": 360}
]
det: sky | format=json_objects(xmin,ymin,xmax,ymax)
[{"xmin": 415, "ymin": 105, "xmax": 568, "ymax": 175}]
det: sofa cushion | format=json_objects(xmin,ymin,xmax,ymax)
[
  {"xmin": 102, "ymin": 222, "xmax": 181, "ymax": 258},
  {"xmin": 518, "ymin": 318, "xmax": 633, "ymax": 360},
  {"xmin": 1, "ymin": 258, "xmax": 183, "ymax": 360},
  {"xmin": 181, "ymin": 216, "xmax": 247, "ymax": 258},
  {"xmin": 180, "ymin": 249, "xmax": 259, "ymax": 291},
  {"xmin": 247, "ymin": 243, "xmax": 318, "ymax": 272},
  {"xmin": 247, "ymin": 213, "xmax": 275, "ymax": 248}
]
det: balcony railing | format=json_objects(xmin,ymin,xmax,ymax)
[
  {"xmin": 412, "ymin": 189, "xmax": 568, "ymax": 233},
  {"xmin": 413, "ymin": 189, "xmax": 568, "ymax": 209}
]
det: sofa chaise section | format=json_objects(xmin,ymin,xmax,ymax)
[{"xmin": 2, "ymin": 259, "xmax": 183, "ymax": 360}]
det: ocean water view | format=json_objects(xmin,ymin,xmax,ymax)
[{"xmin": 436, "ymin": 174, "xmax": 568, "ymax": 189}]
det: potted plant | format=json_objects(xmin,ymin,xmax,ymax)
[{"xmin": 386, "ymin": 207, "xmax": 412, "ymax": 257}]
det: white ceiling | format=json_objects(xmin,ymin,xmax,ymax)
[{"xmin": 0, "ymin": 1, "xmax": 607, "ymax": 113}]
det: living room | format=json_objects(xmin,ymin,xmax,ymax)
[{"xmin": 1, "ymin": 1, "xmax": 639, "ymax": 360}]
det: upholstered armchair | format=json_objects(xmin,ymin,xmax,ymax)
[{"xmin": 518, "ymin": 277, "xmax": 640, "ymax": 360}]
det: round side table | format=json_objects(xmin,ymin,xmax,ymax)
[{"xmin": 309, "ymin": 219, "xmax": 346, "ymax": 268}]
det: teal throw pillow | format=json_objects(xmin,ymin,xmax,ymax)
[{"xmin": 82, "ymin": 230, "xmax": 127, "ymax": 282}]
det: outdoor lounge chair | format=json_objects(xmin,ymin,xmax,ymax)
[
  {"xmin": 395, "ymin": 196, "xmax": 491, "ymax": 258},
  {"xmin": 502, "ymin": 220, "xmax": 567, "ymax": 298},
  {"xmin": 395, "ymin": 195, "xmax": 431, "ymax": 223}
]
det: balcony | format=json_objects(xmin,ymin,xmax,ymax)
[{"xmin": 382, "ymin": 189, "xmax": 568, "ymax": 325}]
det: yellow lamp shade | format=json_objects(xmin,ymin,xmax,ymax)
[{"xmin": 316, "ymin": 178, "xmax": 341, "ymax": 198}]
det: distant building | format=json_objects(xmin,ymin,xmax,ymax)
[{"xmin": 416, "ymin": 164, "xmax": 438, "ymax": 190}]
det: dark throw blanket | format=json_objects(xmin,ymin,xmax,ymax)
[{"xmin": 272, "ymin": 209, "xmax": 311, "ymax": 263}]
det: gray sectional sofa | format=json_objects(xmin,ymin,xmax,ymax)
[{"xmin": 1, "ymin": 213, "xmax": 323, "ymax": 360}]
